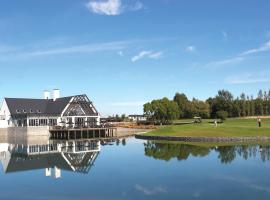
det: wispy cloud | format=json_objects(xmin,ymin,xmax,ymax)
[
  {"xmin": 135, "ymin": 184, "xmax": 167, "ymax": 196},
  {"xmin": 225, "ymin": 72, "xmax": 270, "ymax": 84},
  {"xmin": 0, "ymin": 40, "xmax": 137, "ymax": 61},
  {"xmin": 185, "ymin": 45, "xmax": 196, "ymax": 53},
  {"xmin": 239, "ymin": 40, "xmax": 270, "ymax": 56},
  {"xmin": 118, "ymin": 50, "xmax": 124, "ymax": 56},
  {"xmin": 222, "ymin": 31, "xmax": 228, "ymax": 40},
  {"xmin": 86, "ymin": 0, "xmax": 143, "ymax": 16},
  {"xmin": 110, "ymin": 101, "xmax": 146, "ymax": 106},
  {"xmin": 205, "ymin": 40, "xmax": 270, "ymax": 69},
  {"xmin": 216, "ymin": 175, "xmax": 270, "ymax": 193},
  {"xmin": 0, "ymin": 45, "xmax": 17, "ymax": 53},
  {"xmin": 0, "ymin": 37, "xmax": 172, "ymax": 61},
  {"xmin": 206, "ymin": 56, "xmax": 245, "ymax": 68},
  {"xmin": 131, "ymin": 50, "xmax": 163, "ymax": 62}
]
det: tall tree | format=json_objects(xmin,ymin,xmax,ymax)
[{"xmin": 173, "ymin": 93, "xmax": 189, "ymax": 118}]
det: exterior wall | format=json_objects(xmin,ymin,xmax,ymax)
[
  {"xmin": 0, "ymin": 127, "xmax": 50, "ymax": 136},
  {"xmin": 0, "ymin": 100, "xmax": 11, "ymax": 128},
  {"xmin": 128, "ymin": 116, "xmax": 147, "ymax": 122}
]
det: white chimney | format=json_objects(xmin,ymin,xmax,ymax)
[
  {"xmin": 45, "ymin": 168, "xmax": 51, "ymax": 177},
  {"xmin": 53, "ymin": 89, "xmax": 60, "ymax": 101},
  {"xmin": 54, "ymin": 166, "xmax": 61, "ymax": 179},
  {"xmin": 44, "ymin": 90, "xmax": 50, "ymax": 99}
]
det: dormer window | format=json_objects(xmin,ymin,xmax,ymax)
[
  {"xmin": 23, "ymin": 109, "xmax": 27, "ymax": 113},
  {"xmin": 30, "ymin": 109, "xmax": 34, "ymax": 113},
  {"xmin": 16, "ymin": 109, "xmax": 21, "ymax": 113},
  {"xmin": 37, "ymin": 109, "xmax": 41, "ymax": 113}
]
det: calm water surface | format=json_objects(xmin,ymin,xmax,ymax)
[{"xmin": 1, "ymin": 137, "xmax": 270, "ymax": 200}]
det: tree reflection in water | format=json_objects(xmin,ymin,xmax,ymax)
[{"xmin": 144, "ymin": 141, "xmax": 270, "ymax": 164}]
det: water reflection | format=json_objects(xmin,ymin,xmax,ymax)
[
  {"xmin": 0, "ymin": 138, "xmax": 102, "ymax": 178},
  {"xmin": 144, "ymin": 141, "xmax": 270, "ymax": 163}
]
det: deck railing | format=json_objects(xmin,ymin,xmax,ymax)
[{"xmin": 49, "ymin": 124, "xmax": 116, "ymax": 130}]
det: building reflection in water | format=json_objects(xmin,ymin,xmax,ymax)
[{"xmin": 0, "ymin": 136, "xmax": 102, "ymax": 179}]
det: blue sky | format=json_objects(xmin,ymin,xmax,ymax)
[{"xmin": 0, "ymin": 0, "xmax": 270, "ymax": 116}]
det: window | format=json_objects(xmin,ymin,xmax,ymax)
[
  {"xmin": 29, "ymin": 119, "xmax": 35, "ymax": 126},
  {"xmin": 35, "ymin": 119, "xmax": 39, "ymax": 126},
  {"xmin": 39, "ymin": 119, "xmax": 48, "ymax": 126},
  {"xmin": 49, "ymin": 118, "xmax": 57, "ymax": 126}
]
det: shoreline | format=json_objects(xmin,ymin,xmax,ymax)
[{"xmin": 135, "ymin": 134, "xmax": 270, "ymax": 142}]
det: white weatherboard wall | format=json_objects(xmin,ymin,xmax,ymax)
[{"xmin": 0, "ymin": 100, "xmax": 10, "ymax": 128}]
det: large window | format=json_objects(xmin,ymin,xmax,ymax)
[
  {"xmin": 39, "ymin": 119, "xmax": 48, "ymax": 126},
  {"xmin": 49, "ymin": 119, "xmax": 57, "ymax": 126}
]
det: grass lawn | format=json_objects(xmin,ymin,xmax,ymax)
[{"xmin": 144, "ymin": 118, "xmax": 270, "ymax": 138}]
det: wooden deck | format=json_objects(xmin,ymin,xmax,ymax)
[{"xmin": 49, "ymin": 127, "xmax": 117, "ymax": 140}]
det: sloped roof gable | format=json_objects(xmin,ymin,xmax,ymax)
[{"xmin": 5, "ymin": 96, "xmax": 72, "ymax": 116}]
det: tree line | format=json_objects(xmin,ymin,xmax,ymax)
[
  {"xmin": 143, "ymin": 89, "xmax": 270, "ymax": 123},
  {"xmin": 144, "ymin": 141, "xmax": 270, "ymax": 163}
]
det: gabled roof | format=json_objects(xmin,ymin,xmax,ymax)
[
  {"xmin": 4, "ymin": 96, "xmax": 73, "ymax": 116},
  {"xmin": 1, "ymin": 151, "xmax": 98, "ymax": 173}
]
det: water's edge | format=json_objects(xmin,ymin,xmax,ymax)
[{"xmin": 135, "ymin": 134, "xmax": 270, "ymax": 142}]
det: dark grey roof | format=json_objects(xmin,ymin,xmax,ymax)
[{"xmin": 5, "ymin": 96, "xmax": 72, "ymax": 116}]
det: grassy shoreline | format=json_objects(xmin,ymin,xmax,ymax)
[{"xmin": 143, "ymin": 118, "xmax": 270, "ymax": 138}]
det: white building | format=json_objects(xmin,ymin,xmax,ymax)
[
  {"xmin": 0, "ymin": 139, "xmax": 100, "ymax": 177},
  {"xmin": 128, "ymin": 115, "xmax": 147, "ymax": 122},
  {"xmin": 0, "ymin": 89, "xmax": 100, "ymax": 128}
]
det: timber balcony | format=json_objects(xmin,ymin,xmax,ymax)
[{"xmin": 49, "ymin": 125, "xmax": 117, "ymax": 140}]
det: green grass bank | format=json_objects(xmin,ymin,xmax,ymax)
[{"xmin": 143, "ymin": 118, "xmax": 270, "ymax": 138}]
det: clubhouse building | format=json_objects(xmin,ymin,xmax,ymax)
[{"xmin": 0, "ymin": 89, "xmax": 100, "ymax": 128}]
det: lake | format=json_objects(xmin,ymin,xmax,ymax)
[{"xmin": 0, "ymin": 137, "xmax": 270, "ymax": 200}]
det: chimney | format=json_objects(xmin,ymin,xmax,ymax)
[
  {"xmin": 54, "ymin": 166, "xmax": 61, "ymax": 179},
  {"xmin": 53, "ymin": 89, "xmax": 60, "ymax": 101},
  {"xmin": 45, "ymin": 168, "xmax": 51, "ymax": 177},
  {"xmin": 44, "ymin": 90, "xmax": 50, "ymax": 99}
]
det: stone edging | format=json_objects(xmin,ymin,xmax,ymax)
[{"xmin": 135, "ymin": 134, "xmax": 270, "ymax": 142}]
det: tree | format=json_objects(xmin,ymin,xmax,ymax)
[
  {"xmin": 258, "ymin": 90, "xmax": 263, "ymax": 99},
  {"xmin": 240, "ymin": 93, "xmax": 246, "ymax": 117},
  {"xmin": 173, "ymin": 93, "xmax": 189, "ymax": 118},
  {"xmin": 207, "ymin": 90, "xmax": 234, "ymax": 118},
  {"xmin": 144, "ymin": 97, "xmax": 179, "ymax": 124},
  {"xmin": 216, "ymin": 110, "xmax": 228, "ymax": 121},
  {"xmin": 190, "ymin": 98, "xmax": 210, "ymax": 118}
]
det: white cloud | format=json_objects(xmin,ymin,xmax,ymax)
[
  {"xmin": 205, "ymin": 40, "xmax": 270, "ymax": 69},
  {"xmin": 0, "ymin": 38, "xmax": 170, "ymax": 61},
  {"xmin": 225, "ymin": 72, "xmax": 270, "ymax": 84},
  {"xmin": 185, "ymin": 46, "xmax": 196, "ymax": 53},
  {"xmin": 131, "ymin": 50, "xmax": 163, "ymax": 62},
  {"xmin": 86, "ymin": 0, "xmax": 143, "ymax": 16},
  {"xmin": 239, "ymin": 40, "xmax": 270, "ymax": 56},
  {"xmin": 86, "ymin": 0, "xmax": 122, "ymax": 15},
  {"xmin": 0, "ymin": 40, "xmax": 135, "ymax": 61},
  {"xmin": 206, "ymin": 56, "xmax": 244, "ymax": 68},
  {"xmin": 135, "ymin": 184, "xmax": 167, "ymax": 196}
]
